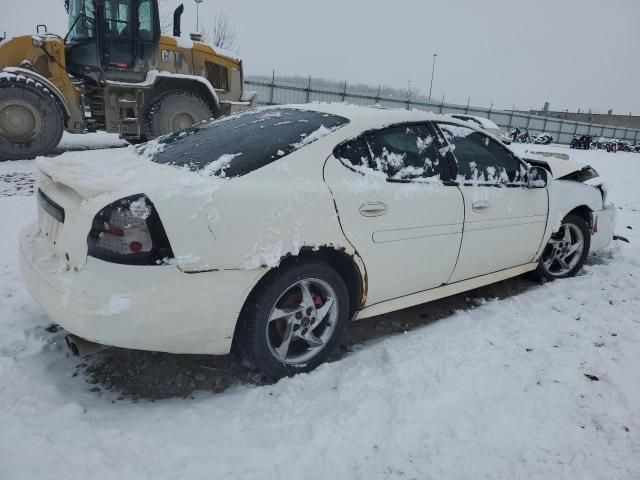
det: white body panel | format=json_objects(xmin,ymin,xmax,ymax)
[
  {"xmin": 18, "ymin": 104, "xmax": 616, "ymax": 355},
  {"xmin": 449, "ymin": 185, "xmax": 548, "ymax": 282},
  {"xmin": 324, "ymin": 155, "xmax": 464, "ymax": 305}
]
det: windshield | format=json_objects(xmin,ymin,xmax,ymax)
[
  {"xmin": 66, "ymin": 0, "xmax": 96, "ymax": 41},
  {"xmin": 140, "ymin": 108, "xmax": 349, "ymax": 178}
]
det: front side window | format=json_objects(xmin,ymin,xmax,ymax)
[
  {"xmin": 141, "ymin": 108, "xmax": 349, "ymax": 178},
  {"xmin": 436, "ymin": 123, "xmax": 524, "ymax": 184},
  {"xmin": 336, "ymin": 125, "xmax": 443, "ymax": 181}
]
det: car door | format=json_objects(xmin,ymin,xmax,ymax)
[
  {"xmin": 323, "ymin": 123, "xmax": 464, "ymax": 305},
  {"xmin": 433, "ymin": 122, "xmax": 548, "ymax": 283}
]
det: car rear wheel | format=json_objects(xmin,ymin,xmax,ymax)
[
  {"xmin": 534, "ymin": 214, "xmax": 590, "ymax": 281},
  {"xmin": 235, "ymin": 261, "xmax": 349, "ymax": 378}
]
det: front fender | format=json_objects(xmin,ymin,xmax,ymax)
[{"xmin": 534, "ymin": 178, "xmax": 605, "ymax": 260}]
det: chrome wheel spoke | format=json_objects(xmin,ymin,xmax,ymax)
[
  {"xmin": 276, "ymin": 321, "xmax": 295, "ymax": 360},
  {"xmin": 269, "ymin": 306, "xmax": 304, "ymax": 323},
  {"xmin": 315, "ymin": 297, "xmax": 335, "ymax": 322},
  {"xmin": 299, "ymin": 280, "xmax": 315, "ymax": 310},
  {"xmin": 544, "ymin": 255, "xmax": 556, "ymax": 269},
  {"xmin": 562, "ymin": 224, "xmax": 572, "ymax": 243},
  {"xmin": 566, "ymin": 240, "xmax": 583, "ymax": 257},
  {"xmin": 556, "ymin": 256, "xmax": 570, "ymax": 270},
  {"xmin": 301, "ymin": 330, "xmax": 324, "ymax": 348}
]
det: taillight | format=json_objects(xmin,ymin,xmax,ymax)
[{"xmin": 87, "ymin": 195, "xmax": 173, "ymax": 265}]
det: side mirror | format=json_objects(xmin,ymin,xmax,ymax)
[{"xmin": 527, "ymin": 166, "xmax": 548, "ymax": 188}]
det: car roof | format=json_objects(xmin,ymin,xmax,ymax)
[
  {"xmin": 447, "ymin": 114, "xmax": 500, "ymax": 129},
  {"xmin": 271, "ymin": 103, "xmax": 467, "ymax": 132}
]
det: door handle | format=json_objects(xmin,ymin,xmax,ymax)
[
  {"xmin": 472, "ymin": 200, "xmax": 491, "ymax": 212},
  {"xmin": 359, "ymin": 202, "xmax": 388, "ymax": 217}
]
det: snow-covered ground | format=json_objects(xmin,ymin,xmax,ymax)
[{"xmin": 1, "ymin": 143, "xmax": 639, "ymax": 479}]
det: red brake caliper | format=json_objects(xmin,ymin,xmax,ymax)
[{"xmin": 311, "ymin": 292, "xmax": 324, "ymax": 308}]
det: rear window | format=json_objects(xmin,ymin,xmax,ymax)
[{"xmin": 141, "ymin": 108, "xmax": 349, "ymax": 178}]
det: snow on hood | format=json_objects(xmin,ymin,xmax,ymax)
[
  {"xmin": 36, "ymin": 146, "xmax": 223, "ymax": 200},
  {"xmin": 520, "ymin": 151, "xmax": 589, "ymax": 179}
]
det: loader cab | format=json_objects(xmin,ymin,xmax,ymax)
[{"xmin": 65, "ymin": 0, "xmax": 160, "ymax": 82}]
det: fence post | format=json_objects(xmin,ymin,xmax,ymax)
[
  {"xmin": 573, "ymin": 122, "xmax": 578, "ymax": 136},
  {"xmin": 635, "ymin": 129, "xmax": 639, "ymax": 144},
  {"xmin": 488, "ymin": 101, "xmax": 493, "ymax": 120},
  {"xmin": 542, "ymin": 116, "xmax": 548, "ymax": 133},
  {"xmin": 601, "ymin": 125, "xmax": 605, "ymax": 137},
  {"xmin": 508, "ymin": 105, "xmax": 514, "ymax": 129},
  {"xmin": 525, "ymin": 114, "xmax": 531, "ymax": 130},
  {"xmin": 558, "ymin": 119, "xmax": 563, "ymax": 143},
  {"xmin": 612, "ymin": 126, "xmax": 617, "ymax": 140},
  {"xmin": 269, "ymin": 70, "xmax": 275, "ymax": 105},
  {"xmin": 376, "ymin": 86, "xmax": 381, "ymax": 105},
  {"xmin": 440, "ymin": 95, "xmax": 445, "ymax": 114},
  {"xmin": 306, "ymin": 75, "xmax": 312, "ymax": 103},
  {"xmin": 465, "ymin": 97, "xmax": 470, "ymax": 114},
  {"xmin": 342, "ymin": 80, "xmax": 347, "ymax": 102}
]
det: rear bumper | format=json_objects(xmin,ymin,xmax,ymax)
[
  {"xmin": 590, "ymin": 204, "xmax": 616, "ymax": 252},
  {"xmin": 19, "ymin": 223, "xmax": 263, "ymax": 355}
]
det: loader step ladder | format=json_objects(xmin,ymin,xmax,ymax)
[{"xmin": 117, "ymin": 94, "xmax": 143, "ymax": 140}]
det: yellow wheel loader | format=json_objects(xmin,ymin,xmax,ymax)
[{"xmin": 0, "ymin": 0, "xmax": 257, "ymax": 160}]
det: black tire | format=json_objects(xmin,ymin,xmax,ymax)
[
  {"xmin": 534, "ymin": 214, "xmax": 591, "ymax": 281},
  {"xmin": 142, "ymin": 91, "xmax": 213, "ymax": 140},
  {"xmin": 235, "ymin": 261, "xmax": 350, "ymax": 379},
  {"xmin": 0, "ymin": 75, "xmax": 64, "ymax": 160}
]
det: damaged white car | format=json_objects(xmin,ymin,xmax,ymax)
[{"xmin": 19, "ymin": 104, "xmax": 616, "ymax": 377}]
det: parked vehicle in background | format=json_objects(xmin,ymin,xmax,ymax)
[
  {"xmin": 448, "ymin": 114, "xmax": 512, "ymax": 144},
  {"xmin": 616, "ymin": 141, "xmax": 634, "ymax": 152},
  {"xmin": 533, "ymin": 132, "xmax": 553, "ymax": 145},
  {"xmin": 0, "ymin": 0, "xmax": 257, "ymax": 160},
  {"xmin": 570, "ymin": 135, "xmax": 593, "ymax": 150},
  {"xmin": 20, "ymin": 104, "xmax": 616, "ymax": 378},
  {"xmin": 508, "ymin": 128, "xmax": 553, "ymax": 145}
]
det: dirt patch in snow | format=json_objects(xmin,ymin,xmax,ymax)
[{"xmin": 73, "ymin": 275, "xmax": 538, "ymax": 400}]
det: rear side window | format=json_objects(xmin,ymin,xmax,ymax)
[
  {"xmin": 335, "ymin": 124, "xmax": 443, "ymax": 180},
  {"xmin": 142, "ymin": 109, "xmax": 349, "ymax": 178}
]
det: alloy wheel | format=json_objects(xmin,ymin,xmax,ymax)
[
  {"xmin": 542, "ymin": 222, "xmax": 585, "ymax": 277},
  {"xmin": 266, "ymin": 278, "xmax": 339, "ymax": 365}
]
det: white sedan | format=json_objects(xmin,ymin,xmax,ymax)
[{"xmin": 20, "ymin": 104, "xmax": 616, "ymax": 377}]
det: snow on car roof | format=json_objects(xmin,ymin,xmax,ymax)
[{"xmin": 281, "ymin": 102, "xmax": 468, "ymax": 131}]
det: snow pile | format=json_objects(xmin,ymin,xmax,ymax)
[{"xmin": 0, "ymin": 145, "xmax": 639, "ymax": 479}]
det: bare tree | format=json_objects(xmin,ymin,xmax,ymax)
[{"xmin": 208, "ymin": 11, "xmax": 237, "ymax": 51}]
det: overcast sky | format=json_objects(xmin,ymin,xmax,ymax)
[{"xmin": 3, "ymin": 0, "xmax": 639, "ymax": 114}]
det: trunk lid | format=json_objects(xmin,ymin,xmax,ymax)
[{"xmin": 34, "ymin": 147, "xmax": 226, "ymax": 269}]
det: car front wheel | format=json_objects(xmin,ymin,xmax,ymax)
[
  {"xmin": 235, "ymin": 261, "xmax": 350, "ymax": 378},
  {"xmin": 535, "ymin": 214, "xmax": 591, "ymax": 281}
]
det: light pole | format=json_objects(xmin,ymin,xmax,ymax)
[
  {"xmin": 194, "ymin": 0, "xmax": 204, "ymax": 32},
  {"xmin": 428, "ymin": 53, "xmax": 438, "ymax": 103}
]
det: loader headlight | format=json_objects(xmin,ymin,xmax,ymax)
[{"xmin": 87, "ymin": 195, "xmax": 174, "ymax": 265}]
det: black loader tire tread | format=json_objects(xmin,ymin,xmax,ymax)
[{"xmin": 0, "ymin": 74, "xmax": 64, "ymax": 160}]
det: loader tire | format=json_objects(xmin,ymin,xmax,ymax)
[
  {"xmin": 142, "ymin": 91, "xmax": 213, "ymax": 140},
  {"xmin": 0, "ymin": 75, "xmax": 64, "ymax": 161}
]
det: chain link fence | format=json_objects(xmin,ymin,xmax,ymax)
[{"xmin": 245, "ymin": 76, "xmax": 640, "ymax": 145}]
